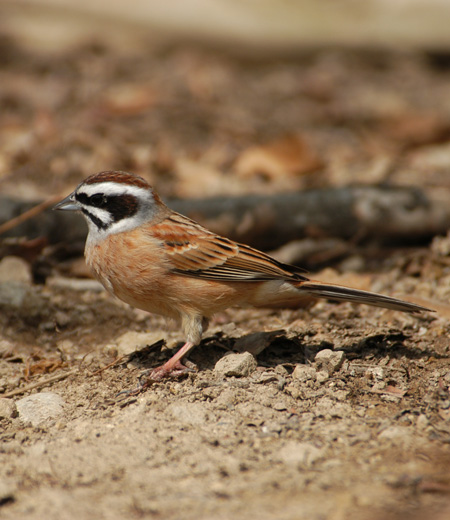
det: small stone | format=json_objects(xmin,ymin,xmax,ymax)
[
  {"xmin": 214, "ymin": 352, "xmax": 257, "ymax": 377},
  {"xmin": 314, "ymin": 397, "xmax": 336, "ymax": 416},
  {"xmin": 234, "ymin": 331, "xmax": 280, "ymax": 355},
  {"xmin": 0, "ymin": 398, "xmax": 17, "ymax": 419},
  {"xmin": 55, "ymin": 311, "xmax": 71, "ymax": 328},
  {"xmin": 378, "ymin": 426, "xmax": 411, "ymax": 442},
  {"xmin": 103, "ymin": 343, "xmax": 119, "ymax": 357},
  {"xmin": 285, "ymin": 383, "xmax": 302, "ymax": 399},
  {"xmin": 168, "ymin": 402, "xmax": 209, "ymax": 425},
  {"xmin": 365, "ymin": 366, "xmax": 385, "ymax": 381},
  {"xmin": 115, "ymin": 331, "xmax": 163, "ymax": 357},
  {"xmin": 292, "ymin": 364, "xmax": 316, "ymax": 382},
  {"xmin": 311, "ymin": 333, "xmax": 334, "ymax": 348},
  {"xmin": 16, "ymin": 392, "xmax": 65, "ymax": 427},
  {"xmin": 0, "ymin": 281, "xmax": 29, "ymax": 308},
  {"xmin": 416, "ymin": 414, "xmax": 429, "ymax": 430},
  {"xmin": 278, "ymin": 441, "xmax": 324, "ymax": 468},
  {"xmin": 0, "ymin": 481, "xmax": 15, "ymax": 505},
  {"xmin": 0, "ymin": 339, "xmax": 14, "ymax": 357},
  {"xmin": 314, "ymin": 349, "xmax": 345, "ymax": 375},
  {"xmin": 0, "ymin": 256, "xmax": 32, "ymax": 284},
  {"xmin": 315, "ymin": 370, "xmax": 329, "ymax": 383},
  {"xmin": 47, "ymin": 276, "xmax": 104, "ymax": 292}
]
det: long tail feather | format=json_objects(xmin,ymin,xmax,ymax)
[{"xmin": 298, "ymin": 281, "xmax": 432, "ymax": 314}]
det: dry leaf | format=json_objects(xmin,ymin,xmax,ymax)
[{"xmin": 234, "ymin": 134, "xmax": 323, "ymax": 181}]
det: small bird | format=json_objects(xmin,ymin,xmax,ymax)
[{"xmin": 54, "ymin": 170, "xmax": 431, "ymax": 383}]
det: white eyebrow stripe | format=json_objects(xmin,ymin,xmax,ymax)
[{"xmin": 77, "ymin": 182, "xmax": 152, "ymax": 200}]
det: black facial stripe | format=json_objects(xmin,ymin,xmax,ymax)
[
  {"xmin": 76, "ymin": 192, "xmax": 139, "ymax": 224},
  {"xmin": 107, "ymin": 194, "xmax": 138, "ymax": 222},
  {"xmin": 76, "ymin": 192, "xmax": 95, "ymax": 206},
  {"xmin": 81, "ymin": 208, "xmax": 108, "ymax": 230}
]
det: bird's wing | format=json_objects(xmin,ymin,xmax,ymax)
[{"xmin": 150, "ymin": 212, "xmax": 307, "ymax": 282}]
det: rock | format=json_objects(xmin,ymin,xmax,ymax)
[
  {"xmin": 0, "ymin": 398, "xmax": 17, "ymax": 419},
  {"xmin": 378, "ymin": 426, "xmax": 412, "ymax": 443},
  {"xmin": 273, "ymin": 400, "xmax": 288, "ymax": 411},
  {"xmin": 168, "ymin": 402, "xmax": 209, "ymax": 425},
  {"xmin": 315, "ymin": 370, "xmax": 329, "ymax": 383},
  {"xmin": 416, "ymin": 414, "xmax": 429, "ymax": 430},
  {"xmin": 278, "ymin": 441, "xmax": 324, "ymax": 468},
  {"xmin": 365, "ymin": 366, "xmax": 385, "ymax": 381},
  {"xmin": 0, "ymin": 256, "xmax": 32, "ymax": 284},
  {"xmin": 16, "ymin": 392, "xmax": 65, "ymax": 427},
  {"xmin": 0, "ymin": 339, "xmax": 14, "ymax": 358},
  {"xmin": 314, "ymin": 349, "xmax": 345, "ymax": 375},
  {"xmin": 314, "ymin": 396, "xmax": 351, "ymax": 418},
  {"xmin": 54, "ymin": 311, "xmax": 72, "ymax": 328},
  {"xmin": 0, "ymin": 281, "xmax": 29, "ymax": 308},
  {"xmin": 0, "ymin": 480, "xmax": 15, "ymax": 506},
  {"xmin": 115, "ymin": 331, "xmax": 163, "ymax": 357},
  {"xmin": 234, "ymin": 331, "xmax": 281, "ymax": 356},
  {"xmin": 0, "ymin": 281, "xmax": 44, "ymax": 318},
  {"xmin": 214, "ymin": 352, "xmax": 257, "ymax": 377},
  {"xmin": 46, "ymin": 276, "xmax": 104, "ymax": 292},
  {"xmin": 292, "ymin": 364, "xmax": 317, "ymax": 382}
]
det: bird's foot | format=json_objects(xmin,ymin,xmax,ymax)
[
  {"xmin": 116, "ymin": 361, "xmax": 196, "ymax": 399},
  {"xmin": 142, "ymin": 360, "xmax": 195, "ymax": 384},
  {"xmin": 116, "ymin": 341, "xmax": 197, "ymax": 398}
]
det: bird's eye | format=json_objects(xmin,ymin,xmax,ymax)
[{"xmin": 90, "ymin": 194, "xmax": 106, "ymax": 207}]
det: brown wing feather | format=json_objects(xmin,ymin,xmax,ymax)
[{"xmin": 150, "ymin": 213, "xmax": 307, "ymax": 282}]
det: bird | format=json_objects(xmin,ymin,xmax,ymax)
[{"xmin": 54, "ymin": 170, "xmax": 432, "ymax": 384}]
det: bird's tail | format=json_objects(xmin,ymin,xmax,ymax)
[{"xmin": 297, "ymin": 280, "xmax": 432, "ymax": 314}]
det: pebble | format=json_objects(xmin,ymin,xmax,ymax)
[
  {"xmin": 273, "ymin": 400, "xmax": 288, "ymax": 411},
  {"xmin": 234, "ymin": 331, "xmax": 284, "ymax": 356},
  {"xmin": 168, "ymin": 402, "xmax": 209, "ymax": 425},
  {"xmin": 0, "ymin": 256, "xmax": 32, "ymax": 284},
  {"xmin": 314, "ymin": 396, "xmax": 351, "ymax": 418},
  {"xmin": 214, "ymin": 352, "xmax": 257, "ymax": 377},
  {"xmin": 115, "ymin": 331, "xmax": 163, "ymax": 357},
  {"xmin": 278, "ymin": 441, "xmax": 324, "ymax": 468},
  {"xmin": 0, "ymin": 481, "xmax": 15, "ymax": 506},
  {"xmin": 46, "ymin": 276, "xmax": 104, "ymax": 292},
  {"xmin": 16, "ymin": 392, "xmax": 65, "ymax": 427},
  {"xmin": 314, "ymin": 349, "xmax": 345, "ymax": 375},
  {"xmin": 292, "ymin": 364, "xmax": 317, "ymax": 382},
  {"xmin": 315, "ymin": 370, "xmax": 329, "ymax": 383},
  {"xmin": 378, "ymin": 426, "xmax": 412, "ymax": 443},
  {"xmin": 365, "ymin": 366, "xmax": 385, "ymax": 381},
  {"xmin": 416, "ymin": 414, "xmax": 429, "ymax": 430},
  {"xmin": 0, "ymin": 281, "xmax": 29, "ymax": 308},
  {"xmin": 0, "ymin": 398, "xmax": 17, "ymax": 419}
]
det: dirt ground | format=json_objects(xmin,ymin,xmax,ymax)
[{"xmin": 1, "ymin": 35, "xmax": 450, "ymax": 520}]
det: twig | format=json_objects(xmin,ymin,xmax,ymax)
[
  {"xmin": 89, "ymin": 355, "xmax": 127, "ymax": 376},
  {"xmin": 1, "ymin": 368, "xmax": 78, "ymax": 398},
  {"xmin": 0, "ymin": 194, "xmax": 62, "ymax": 236}
]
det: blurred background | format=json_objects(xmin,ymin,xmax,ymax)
[
  {"xmin": 1, "ymin": 0, "xmax": 450, "ymax": 202},
  {"xmin": 2, "ymin": 0, "xmax": 450, "ymax": 272}
]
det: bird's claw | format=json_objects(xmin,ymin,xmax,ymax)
[{"xmin": 115, "ymin": 361, "xmax": 195, "ymax": 399}]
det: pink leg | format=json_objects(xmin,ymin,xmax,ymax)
[
  {"xmin": 145, "ymin": 341, "xmax": 197, "ymax": 382},
  {"xmin": 116, "ymin": 342, "xmax": 197, "ymax": 398}
]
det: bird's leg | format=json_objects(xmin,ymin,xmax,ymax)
[
  {"xmin": 144, "ymin": 341, "xmax": 197, "ymax": 383},
  {"xmin": 115, "ymin": 341, "xmax": 198, "ymax": 399},
  {"xmin": 134, "ymin": 315, "xmax": 205, "ymax": 390}
]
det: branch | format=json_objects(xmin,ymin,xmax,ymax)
[{"xmin": 0, "ymin": 185, "xmax": 448, "ymax": 252}]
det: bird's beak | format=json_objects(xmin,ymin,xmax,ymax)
[{"xmin": 53, "ymin": 192, "xmax": 80, "ymax": 211}]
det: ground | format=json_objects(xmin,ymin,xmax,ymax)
[{"xmin": 0, "ymin": 36, "xmax": 450, "ymax": 520}]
